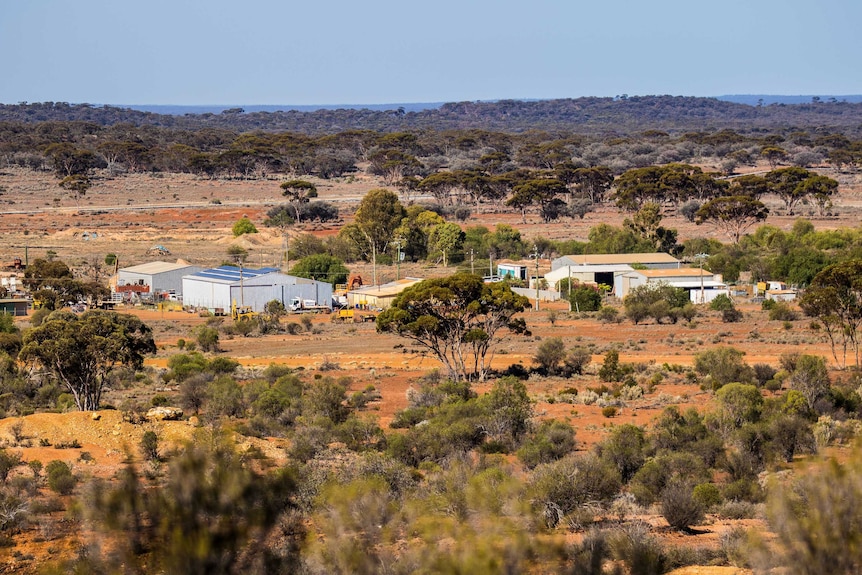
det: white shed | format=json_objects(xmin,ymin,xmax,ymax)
[
  {"xmin": 181, "ymin": 266, "xmax": 333, "ymax": 313},
  {"xmin": 116, "ymin": 261, "xmax": 204, "ymax": 299}
]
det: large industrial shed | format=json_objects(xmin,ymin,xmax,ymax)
[
  {"xmin": 181, "ymin": 266, "xmax": 333, "ymax": 313},
  {"xmin": 116, "ymin": 261, "xmax": 204, "ymax": 299},
  {"xmin": 551, "ymin": 253, "xmax": 681, "ymax": 271}
]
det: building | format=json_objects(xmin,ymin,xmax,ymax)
[
  {"xmin": 619, "ymin": 268, "xmax": 728, "ymax": 303},
  {"xmin": 346, "ymin": 278, "xmax": 423, "ymax": 310},
  {"xmin": 551, "ymin": 252, "xmax": 681, "ymax": 271},
  {"xmin": 0, "ymin": 298, "xmax": 28, "ymax": 317},
  {"xmin": 116, "ymin": 261, "xmax": 205, "ymax": 300},
  {"xmin": 497, "ymin": 263, "xmax": 529, "ymax": 281},
  {"xmin": 181, "ymin": 266, "xmax": 332, "ymax": 313},
  {"xmin": 544, "ymin": 264, "xmax": 634, "ymax": 291}
]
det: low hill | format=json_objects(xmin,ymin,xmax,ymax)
[{"xmin": 3, "ymin": 96, "xmax": 862, "ymax": 136}]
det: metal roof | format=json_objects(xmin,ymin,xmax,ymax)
[
  {"xmin": 184, "ymin": 266, "xmax": 281, "ymax": 285},
  {"xmin": 349, "ymin": 278, "xmax": 423, "ymax": 298},
  {"xmin": 120, "ymin": 261, "xmax": 199, "ymax": 275},
  {"xmin": 631, "ymin": 267, "xmax": 711, "ymax": 278},
  {"xmin": 559, "ymin": 253, "xmax": 680, "ymax": 265}
]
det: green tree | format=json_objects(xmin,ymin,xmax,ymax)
[
  {"xmin": 716, "ymin": 382, "xmax": 763, "ymax": 427},
  {"xmin": 279, "ymin": 179, "xmax": 318, "ymax": 223},
  {"xmin": 623, "ymin": 283, "xmax": 692, "ymax": 324},
  {"xmin": 481, "ymin": 375, "xmax": 533, "ymax": 448},
  {"xmin": 789, "ymin": 354, "xmax": 830, "ymax": 410},
  {"xmin": 695, "ymin": 195, "xmax": 769, "ymax": 243},
  {"xmin": 345, "ymin": 188, "xmax": 407, "ymax": 284},
  {"xmin": 765, "ymin": 167, "xmax": 814, "ymax": 214},
  {"xmin": 377, "ymin": 273, "xmax": 529, "ymax": 381},
  {"xmin": 58, "ymin": 173, "xmax": 91, "ymax": 205},
  {"xmin": 761, "ymin": 145, "xmax": 788, "ymax": 168},
  {"xmin": 289, "ymin": 254, "xmax": 349, "ymax": 286},
  {"xmin": 427, "ymin": 222, "xmax": 465, "ymax": 267},
  {"xmin": 569, "ymin": 283, "xmax": 603, "ymax": 312},
  {"xmin": 231, "ymin": 216, "xmax": 258, "ymax": 237},
  {"xmin": 599, "ymin": 424, "xmax": 647, "ymax": 482},
  {"xmin": 20, "ymin": 311, "xmax": 156, "ymax": 411},
  {"xmin": 505, "ymin": 178, "xmax": 568, "ymax": 223},
  {"xmin": 799, "ymin": 260, "xmax": 862, "ymax": 368},
  {"xmin": 534, "ymin": 337, "xmax": 566, "ymax": 374},
  {"xmin": 79, "ymin": 440, "xmax": 300, "ymax": 574},
  {"xmin": 693, "ymin": 346, "xmax": 755, "ymax": 390}
]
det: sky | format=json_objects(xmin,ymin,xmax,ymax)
[{"xmin": 2, "ymin": 0, "xmax": 861, "ymax": 106}]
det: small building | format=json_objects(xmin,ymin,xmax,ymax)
[
  {"xmin": 346, "ymin": 278, "xmax": 423, "ymax": 310},
  {"xmin": 619, "ymin": 268, "xmax": 727, "ymax": 301},
  {"xmin": 0, "ymin": 298, "xmax": 29, "ymax": 317},
  {"xmin": 116, "ymin": 261, "xmax": 205, "ymax": 300},
  {"xmin": 497, "ymin": 263, "xmax": 529, "ymax": 281},
  {"xmin": 551, "ymin": 252, "xmax": 681, "ymax": 271},
  {"xmin": 766, "ymin": 289, "xmax": 797, "ymax": 302},
  {"xmin": 182, "ymin": 266, "xmax": 333, "ymax": 313}
]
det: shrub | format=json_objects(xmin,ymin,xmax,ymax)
[
  {"xmin": 602, "ymin": 406, "xmax": 618, "ymax": 418},
  {"xmin": 768, "ymin": 302, "xmax": 798, "ymax": 321},
  {"xmin": 516, "ymin": 420, "xmax": 577, "ymax": 469},
  {"xmin": 722, "ymin": 307, "xmax": 743, "ymax": 323},
  {"xmin": 46, "ymin": 460, "xmax": 76, "ymax": 495},
  {"xmin": 709, "ymin": 293, "xmax": 734, "ymax": 311},
  {"xmin": 692, "ymin": 482, "xmax": 722, "ymax": 510},
  {"xmin": 195, "ymin": 326, "xmax": 220, "ymax": 353},
  {"xmin": 569, "ymin": 284, "xmax": 602, "ymax": 312},
  {"xmin": 231, "ymin": 216, "xmax": 258, "ymax": 237},
  {"xmin": 661, "ymin": 482, "xmax": 704, "ymax": 531},
  {"xmin": 597, "ymin": 306, "xmax": 621, "ymax": 323},
  {"xmin": 534, "ymin": 337, "xmax": 566, "ymax": 374},
  {"xmin": 564, "ymin": 347, "xmax": 592, "ymax": 375},
  {"xmin": 0, "ymin": 449, "xmax": 22, "ymax": 484},
  {"xmin": 140, "ymin": 431, "xmax": 160, "ymax": 462}
]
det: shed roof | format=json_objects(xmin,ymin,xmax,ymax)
[
  {"xmin": 560, "ymin": 253, "xmax": 680, "ymax": 266},
  {"xmin": 184, "ymin": 266, "xmax": 281, "ymax": 285},
  {"xmin": 350, "ymin": 278, "xmax": 423, "ymax": 298},
  {"xmin": 120, "ymin": 261, "xmax": 198, "ymax": 275},
  {"xmin": 630, "ymin": 267, "xmax": 711, "ymax": 278}
]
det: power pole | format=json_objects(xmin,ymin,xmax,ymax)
[
  {"xmin": 532, "ymin": 246, "xmax": 540, "ymax": 311},
  {"xmin": 394, "ymin": 237, "xmax": 403, "ymax": 281},
  {"xmin": 470, "ymin": 249, "xmax": 475, "ymax": 275}
]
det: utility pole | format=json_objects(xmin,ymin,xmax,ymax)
[
  {"xmin": 394, "ymin": 236, "xmax": 403, "ymax": 281},
  {"xmin": 532, "ymin": 246, "xmax": 540, "ymax": 311},
  {"xmin": 568, "ymin": 265, "xmax": 573, "ymax": 312},
  {"xmin": 696, "ymin": 253, "xmax": 708, "ymax": 304},
  {"xmin": 489, "ymin": 251, "xmax": 494, "ymax": 279},
  {"xmin": 470, "ymin": 248, "xmax": 475, "ymax": 275}
]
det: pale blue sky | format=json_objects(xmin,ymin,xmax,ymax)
[{"xmin": 2, "ymin": 0, "xmax": 860, "ymax": 106}]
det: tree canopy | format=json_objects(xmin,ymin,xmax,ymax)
[
  {"xmin": 288, "ymin": 254, "xmax": 349, "ymax": 287},
  {"xmin": 376, "ymin": 273, "xmax": 529, "ymax": 381},
  {"xmin": 20, "ymin": 311, "xmax": 156, "ymax": 410}
]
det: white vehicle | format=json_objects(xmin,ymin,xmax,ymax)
[{"xmin": 288, "ymin": 297, "xmax": 331, "ymax": 313}]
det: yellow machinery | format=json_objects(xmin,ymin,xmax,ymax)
[{"xmin": 231, "ymin": 300, "xmax": 258, "ymax": 321}]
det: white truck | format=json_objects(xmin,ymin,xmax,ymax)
[{"xmin": 288, "ymin": 297, "xmax": 331, "ymax": 313}]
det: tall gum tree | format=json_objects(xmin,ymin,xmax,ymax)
[
  {"xmin": 21, "ymin": 311, "xmax": 156, "ymax": 411},
  {"xmin": 376, "ymin": 273, "xmax": 529, "ymax": 382}
]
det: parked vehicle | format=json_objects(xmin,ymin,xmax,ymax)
[{"xmin": 289, "ymin": 297, "xmax": 331, "ymax": 313}]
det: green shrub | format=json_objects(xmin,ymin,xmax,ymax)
[
  {"xmin": 709, "ymin": 293, "xmax": 735, "ymax": 311},
  {"xmin": 768, "ymin": 302, "xmax": 798, "ymax": 321},
  {"xmin": 46, "ymin": 460, "xmax": 76, "ymax": 495}
]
